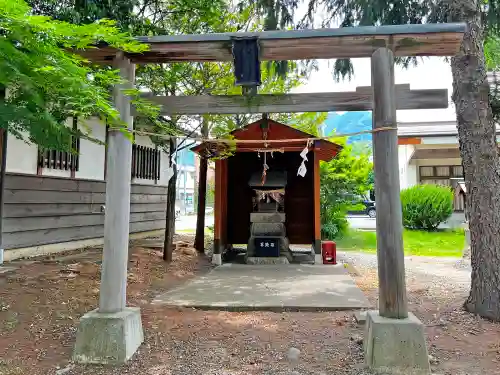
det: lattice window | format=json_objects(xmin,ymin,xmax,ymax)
[
  {"xmin": 131, "ymin": 144, "xmax": 161, "ymax": 181},
  {"xmin": 37, "ymin": 118, "xmax": 80, "ymax": 172}
]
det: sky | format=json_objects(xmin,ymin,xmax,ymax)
[
  {"xmin": 292, "ymin": 57, "xmax": 457, "ymax": 123},
  {"xmin": 290, "ymin": 2, "xmax": 457, "ymax": 124}
]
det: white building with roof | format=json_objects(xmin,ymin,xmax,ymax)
[{"xmin": 397, "ymin": 120, "xmax": 500, "ymax": 212}]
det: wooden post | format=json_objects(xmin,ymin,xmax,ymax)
[
  {"xmin": 163, "ymin": 137, "xmax": 177, "ymax": 262},
  {"xmin": 313, "ymin": 152, "xmax": 322, "ymax": 260},
  {"xmin": 212, "ymin": 159, "xmax": 223, "ymax": 265},
  {"xmin": 98, "ymin": 53, "xmax": 135, "ymax": 314},
  {"xmin": 220, "ymin": 159, "xmax": 228, "ymax": 250},
  {"xmin": 194, "ymin": 118, "xmax": 208, "ymax": 253},
  {"xmin": 371, "ymin": 47, "xmax": 408, "ymax": 319}
]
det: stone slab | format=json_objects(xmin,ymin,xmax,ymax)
[
  {"xmin": 251, "ymin": 222, "xmax": 286, "ymax": 236},
  {"xmin": 73, "ymin": 307, "xmax": 144, "ymax": 364},
  {"xmin": 153, "ymin": 264, "xmax": 370, "ymax": 311},
  {"xmin": 246, "ymin": 257, "xmax": 289, "ymax": 265},
  {"xmin": 314, "ymin": 254, "xmax": 323, "ymax": 264},
  {"xmin": 364, "ymin": 310, "xmax": 430, "ymax": 375},
  {"xmin": 212, "ymin": 253, "xmax": 222, "ymax": 265},
  {"xmin": 250, "ymin": 212, "xmax": 286, "ymax": 223}
]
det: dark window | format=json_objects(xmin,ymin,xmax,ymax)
[
  {"xmin": 419, "ymin": 165, "xmax": 463, "ymax": 180},
  {"xmin": 131, "ymin": 144, "xmax": 161, "ymax": 181},
  {"xmin": 37, "ymin": 118, "xmax": 80, "ymax": 172}
]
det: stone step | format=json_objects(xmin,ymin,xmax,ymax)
[
  {"xmin": 250, "ymin": 212, "xmax": 286, "ymax": 223},
  {"xmin": 250, "ymin": 222, "xmax": 286, "ymax": 236}
]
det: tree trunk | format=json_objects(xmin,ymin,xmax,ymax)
[
  {"xmin": 0, "ymin": 87, "xmax": 6, "ymax": 265},
  {"xmin": 194, "ymin": 118, "xmax": 208, "ymax": 253},
  {"xmin": 450, "ymin": 0, "xmax": 500, "ymax": 320},
  {"xmin": 163, "ymin": 138, "xmax": 177, "ymax": 262}
]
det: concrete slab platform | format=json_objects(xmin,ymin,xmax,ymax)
[{"xmin": 153, "ymin": 264, "xmax": 371, "ymax": 311}]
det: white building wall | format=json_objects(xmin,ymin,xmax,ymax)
[
  {"xmin": 178, "ymin": 168, "xmax": 196, "ymax": 190},
  {"xmin": 75, "ymin": 118, "xmax": 106, "ymax": 180},
  {"xmin": 407, "ymin": 163, "xmax": 418, "ymax": 187},
  {"xmin": 398, "ymin": 144, "xmax": 463, "ymax": 190},
  {"xmin": 5, "ymin": 118, "xmax": 171, "ymax": 185},
  {"xmin": 159, "ymin": 151, "xmax": 172, "ymax": 185},
  {"xmin": 6, "ymin": 132, "xmax": 38, "ymax": 174},
  {"xmin": 398, "ymin": 144, "xmax": 416, "ymax": 190}
]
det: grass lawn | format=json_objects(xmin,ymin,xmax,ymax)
[{"xmin": 336, "ymin": 228, "xmax": 465, "ymax": 257}]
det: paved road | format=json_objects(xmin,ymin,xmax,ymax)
[
  {"xmin": 176, "ymin": 214, "xmax": 214, "ymax": 231},
  {"xmin": 347, "ymin": 212, "xmax": 466, "ymax": 231},
  {"xmin": 176, "ymin": 214, "xmax": 374, "ymax": 231},
  {"xmin": 175, "ymin": 212, "xmax": 465, "ymax": 232},
  {"xmin": 346, "ymin": 215, "xmax": 376, "ymax": 230}
]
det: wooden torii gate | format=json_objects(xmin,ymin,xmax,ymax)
[{"xmin": 73, "ymin": 23, "xmax": 465, "ymax": 374}]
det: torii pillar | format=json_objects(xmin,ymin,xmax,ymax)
[
  {"xmin": 73, "ymin": 53, "xmax": 144, "ymax": 364},
  {"xmin": 364, "ymin": 47, "xmax": 431, "ymax": 375}
]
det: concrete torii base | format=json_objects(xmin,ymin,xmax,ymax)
[
  {"xmin": 364, "ymin": 311, "xmax": 431, "ymax": 375},
  {"xmin": 73, "ymin": 307, "xmax": 144, "ymax": 364}
]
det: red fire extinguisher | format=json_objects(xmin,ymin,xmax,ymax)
[{"xmin": 322, "ymin": 241, "xmax": 337, "ymax": 265}]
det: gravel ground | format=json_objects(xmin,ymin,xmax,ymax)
[
  {"xmin": 338, "ymin": 251, "xmax": 471, "ymax": 292},
  {"xmin": 3, "ymin": 243, "xmax": 500, "ymax": 375}
]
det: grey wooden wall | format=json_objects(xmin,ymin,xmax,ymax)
[{"xmin": 3, "ymin": 173, "xmax": 167, "ymax": 249}]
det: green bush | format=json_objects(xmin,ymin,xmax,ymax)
[
  {"xmin": 321, "ymin": 205, "xmax": 349, "ymax": 240},
  {"xmin": 400, "ymin": 184, "xmax": 453, "ymax": 230}
]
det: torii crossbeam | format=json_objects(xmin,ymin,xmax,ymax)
[{"xmin": 135, "ymin": 84, "xmax": 448, "ymax": 115}]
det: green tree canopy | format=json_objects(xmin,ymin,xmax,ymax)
[
  {"xmin": 320, "ymin": 136, "xmax": 373, "ymax": 239},
  {"xmin": 0, "ymin": 0, "xmax": 160, "ymax": 150}
]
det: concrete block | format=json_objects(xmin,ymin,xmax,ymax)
[
  {"xmin": 314, "ymin": 254, "xmax": 323, "ymax": 264},
  {"xmin": 73, "ymin": 307, "xmax": 144, "ymax": 364},
  {"xmin": 364, "ymin": 311, "xmax": 430, "ymax": 375},
  {"xmin": 354, "ymin": 310, "xmax": 367, "ymax": 325},
  {"xmin": 212, "ymin": 253, "xmax": 222, "ymax": 265}
]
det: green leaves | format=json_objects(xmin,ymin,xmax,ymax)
[
  {"xmin": 485, "ymin": 34, "xmax": 500, "ymax": 70},
  {"xmin": 320, "ymin": 137, "xmax": 373, "ymax": 239},
  {"xmin": 400, "ymin": 184, "xmax": 454, "ymax": 230},
  {"xmin": 0, "ymin": 0, "xmax": 157, "ymax": 150}
]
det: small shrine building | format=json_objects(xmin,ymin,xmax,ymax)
[{"xmin": 193, "ymin": 118, "xmax": 342, "ymax": 264}]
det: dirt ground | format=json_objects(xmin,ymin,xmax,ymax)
[{"xmin": 0, "ymin": 238, "xmax": 499, "ymax": 375}]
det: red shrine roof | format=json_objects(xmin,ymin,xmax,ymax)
[{"xmin": 192, "ymin": 119, "xmax": 342, "ymax": 162}]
